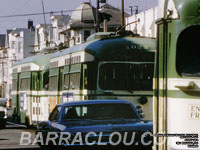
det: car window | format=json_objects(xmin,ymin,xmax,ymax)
[
  {"xmin": 61, "ymin": 103, "xmax": 139, "ymax": 121},
  {"xmin": 49, "ymin": 106, "xmax": 61, "ymax": 122}
]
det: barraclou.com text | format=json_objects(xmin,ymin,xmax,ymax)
[{"xmin": 20, "ymin": 131, "xmax": 153, "ymax": 146}]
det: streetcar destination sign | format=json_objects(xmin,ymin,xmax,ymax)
[{"xmin": 189, "ymin": 104, "xmax": 200, "ymax": 119}]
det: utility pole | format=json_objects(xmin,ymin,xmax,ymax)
[
  {"xmin": 41, "ymin": 0, "xmax": 49, "ymax": 47},
  {"xmin": 135, "ymin": 6, "xmax": 139, "ymax": 14},
  {"xmin": 121, "ymin": 0, "xmax": 125, "ymax": 27},
  {"xmin": 0, "ymin": 48, "xmax": 8, "ymax": 98},
  {"xmin": 96, "ymin": 0, "xmax": 100, "ymax": 32},
  {"xmin": 0, "ymin": 55, "xmax": 4, "ymax": 98},
  {"xmin": 133, "ymin": 6, "xmax": 139, "ymax": 34},
  {"xmin": 41, "ymin": 0, "xmax": 47, "ymax": 26},
  {"xmin": 2, "ymin": 53, "xmax": 5, "ymax": 98}
]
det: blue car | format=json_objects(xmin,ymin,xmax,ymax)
[{"xmin": 36, "ymin": 100, "xmax": 153, "ymax": 150}]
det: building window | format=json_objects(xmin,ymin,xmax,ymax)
[
  {"xmin": 11, "ymin": 41, "xmax": 16, "ymax": 49},
  {"xmin": 40, "ymin": 33, "xmax": 44, "ymax": 42},
  {"xmin": 58, "ymin": 33, "xmax": 60, "ymax": 41},
  {"xmin": 84, "ymin": 30, "xmax": 91, "ymax": 42},
  {"xmin": 74, "ymin": 31, "xmax": 80, "ymax": 44},
  {"xmin": 18, "ymin": 42, "xmax": 23, "ymax": 53}
]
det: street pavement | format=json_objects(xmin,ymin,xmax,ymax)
[{"xmin": 0, "ymin": 119, "xmax": 40, "ymax": 150}]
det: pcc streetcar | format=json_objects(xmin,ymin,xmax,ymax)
[
  {"xmin": 11, "ymin": 53, "xmax": 51, "ymax": 126},
  {"xmin": 48, "ymin": 31, "xmax": 155, "ymax": 121},
  {"xmin": 12, "ymin": 31, "xmax": 155, "ymax": 126},
  {"xmin": 154, "ymin": 0, "xmax": 200, "ymax": 149}
]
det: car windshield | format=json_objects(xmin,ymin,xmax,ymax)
[{"xmin": 61, "ymin": 103, "xmax": 139, "ymax": 121}]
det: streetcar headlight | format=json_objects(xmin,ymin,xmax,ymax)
[{"xmin": 137, "ymin": 96, "xmax": 148, "ymax": 105}]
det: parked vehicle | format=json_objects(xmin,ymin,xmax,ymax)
[
  {"xmin": 36, "ymin": 100, "xmax": 153, "ymax": 149},
  {"xmin": 0, "ymin": 98, "xmax": 8, "ymax": 128}
]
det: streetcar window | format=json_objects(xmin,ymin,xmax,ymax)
[
  {"xmin": 176, "ymin": 26, "xmax": 200, "ymax": 76},
  {"xmin": 83, "ymin": 63, "xmax": 97, "ymax": 90},
  {"xmin": 64, "ymin": 74, "xmax": 70, "ymax": 90},
  {"xmin": 49, "ymin": 76, "xmax": 58, "ymax": 91},
  {"xmin": 20, "ymin": 78, "xmax": 31, "ymax": 90},
  {"xmin": 43, "ymin": 71, "xmax": 49, "ymax": 90},
  {"xmin": 33, "ymin": 107, "xmax": 35, "ymax": 115},
  {"xmin": 99, "ymin": 63, "xmax": 154, "ymax": 90},
  {"xmin": 70, "ymin": 73, "xmax": 81, "ymax": 89},
  {"xmin": 12, "ymin": 79, "xmax": 17, "ymax": 90},
  {"xmin": 63, "ymin": 73, "xmax": 81, "ymax": 90},
  {"xmin": 32, "ymin": 73, "xmax": 38, "ymax": 90}
]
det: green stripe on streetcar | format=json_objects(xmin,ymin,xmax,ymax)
[{"xmin": 154, "ymin": 89, "xmax": 200, "ymax": 99}]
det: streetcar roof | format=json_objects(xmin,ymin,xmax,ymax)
[
  {"xmin": 58, "ymin": 99, "xmax": 133, "ymax": 107},
  {"xmin": 50, "ymin": 39, "xmax": 96, "ymax": 59},
  {"xmin": 13, "ymin": 53, "xmax": 51, "ymax": 68},
  {"xmin": 50, "ymin": 36, "xmax": 156, "ymax": 61}
]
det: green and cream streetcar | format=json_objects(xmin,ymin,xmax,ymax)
[
  {"xmin": 11, "ymin": 53, "xmax": 50, "ymax": 126},
  {"xmin": 154, "ymin": 0, "xmax": 200, "ymax": 149}
]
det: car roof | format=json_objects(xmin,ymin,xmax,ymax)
[{"xmin": 59, "ymin": 99, "xmax": 132, "ymax": 107}]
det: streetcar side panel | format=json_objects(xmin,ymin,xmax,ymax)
[{"xmin": 154, "ymin": 0, "xmax": 200, "ymax": 149}]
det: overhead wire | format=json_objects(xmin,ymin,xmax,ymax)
[
  {"xmin": 0, "ymin": 5, "xmax": 149, "ymax": 33},
  {"xmin": 0, "ymin": 9, "xmax": 81, "ymax": 18},
  {"xmin": 0, "ymin": 6, "xmax": 147, "ymax": 19},
  {"xmin": 9, "ymin": 0, "xmax": 32, "ymax": 15}
]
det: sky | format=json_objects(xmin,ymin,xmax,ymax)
[{"xmin": 0, "ymin": 0, "xmax": 157, "ymax": 34}]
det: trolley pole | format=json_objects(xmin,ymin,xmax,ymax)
[{"xmin": 121, "ymin": 0, "xmax": 125, "ymax": 27}]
